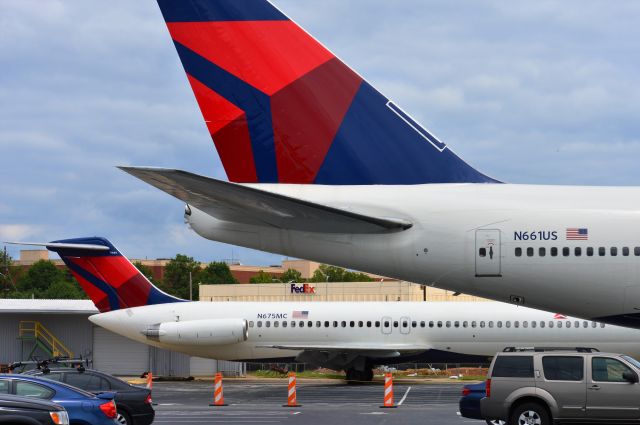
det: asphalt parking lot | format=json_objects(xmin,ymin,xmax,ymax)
[{"xmin": 150, "ymin": 380, "xmax": 476, "ymax": 425}]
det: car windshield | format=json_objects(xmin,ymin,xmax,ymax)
[{"xmin": 622, "ymin": 355, "xmax": 640, "ymax": 370}]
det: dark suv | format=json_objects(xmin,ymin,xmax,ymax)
[
  {"xmin": 0, "ymin": 394, "xmax": 69, "ymax": 425},
  {"xmin": 24, "ymin": 369, "xmax": 153, "ymax": 425}
]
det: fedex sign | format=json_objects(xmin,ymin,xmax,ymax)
[{"xmin": 290, "ymin": 283, "xmax": 316, "ymax": 294}]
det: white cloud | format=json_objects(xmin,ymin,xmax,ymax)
[{"xmin": 0, "ymin": 225, "xmax": 43, "ymax": 241}]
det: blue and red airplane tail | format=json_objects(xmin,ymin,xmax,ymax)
[
  {"xmin": 47, "ymin": 237, "xmax": 184, "ymax": 313},
  {"xmin": 155, "ymin": 0, "xmax": 498, "ymax": 185}
]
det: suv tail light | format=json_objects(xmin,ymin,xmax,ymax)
[
  {"xmin": 486, "ymin": 379, "xmax": 491, "ymax": 397},
  {"xmin": 462, "ymin": 387, "xmax": 471, "ymax": 396},
  {"xmin": 99, "ymin": 400, "xmax": 117, "ymax": 418}
]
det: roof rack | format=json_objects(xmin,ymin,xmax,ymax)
[
  {"xmin": 502, "ymin": 347, "xmax": 600, "ymax": 353},
  {"xmin": 9, "ymin": 356, "xmax": 90, "ymax": 373}
]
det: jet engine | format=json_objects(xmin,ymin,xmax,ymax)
[{"xmin": 142, "ymin": 318, "xmax": 248, "ymax": 346}]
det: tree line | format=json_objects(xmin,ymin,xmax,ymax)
[{"xmin": 0, "ymin": 250, "xmax": 374, "ymax": 301}]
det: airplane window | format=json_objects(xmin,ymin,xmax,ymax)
[
  {"xmin": 375, "ymin": 321, "xmax": 380, "ymax": 328},
  {"xmin": 505, "ymin": 321, "xmax": 510, "ymax": 328},
  {"xmin": 349, "ymin": 321, "xmax": 355, "ymax": 328},
  {"xmin": 587, "ymin": 247, "xmax": 594, "ymax": 256},
  {"xmin": 291, "ymin": 321, "xmax": 296, "ymax": 328},
  {"xmin": 463, "ymin": 321, "xmax": 468, "ymax": 328},
  {"xmin": 527, "ymin": 247, "xmax": 534, "ymax": 257},
  {"xmin": 367, "ymin": 321, "xmax": 372, "ymax": 328},
  {"xmin": 611, "ymin": 247, "xmax": 618, "ymax": 256},
  {"xmin": 445, "ymin": 321, "xmax": 451, "ymax": 328},
  {"xmin": 531, "ymin": 321, "xmax": 536, "ymax": 328},
  {"xmin": 384, "ymin": 321, "xmax": 390, "ymax": 328},
  {"xmin": 488, "ymin": 321, "xmax": 494, "ymax": 328},
  {"xmin": 583, "ymin": 321, "xmax": 588, "ymax": 328},
  {"xmin": 420, "ymin": 321, "xmax": 425, "ymax": 328},
  {"xmin": 454, "ymin": 321, "xmax": 459, "ymax": 328},
  {"xmin": 497, "ymin": 321, "xmax": 502, "ymax": 328},
  {"xmin": 393, "ymin": 321, "xmax": 399, "ymax": 328},
  {"xmin": 550, "ymin": 247, "xmax": 558, "ymax": 257},
  {"xmin": 635, "ymin": 247, "xmax": 640, "ymax": 256},
  {"xmin": 548, "ymin": 321, "xmax": 554, "ymax": 328},
  {"xmin": 479, "ymin": 248, "xmax": 486, "ymax": 257},
  {"xmin": 316, "ymin": 321, "xmax": 321, "ymax": 328},
  {"xmin": 623, "ymin": 247, "xmax": 630, "ymax": 256},
  {"xmin": 411, "ymin": 321, "xmax": 417, "ymax": 328},
  {"xmin": 257, "ymin": 321, "xmax": 263, "ymax": 328},
  {"xmin": 358, "ymin": 321, "xmax": 363, "ymax": 327},
  {"xmin": 308, "ymin": 321, "xmax": 313, "ymax": 328},
  {"xmin": 514, "ymin": 321, "xmax": 519, "ymax": 328},
  {"xmin": 566, "ymin": 321, "xmax": 571, "ymax": 328},
  {"xmin": 523, "ymin": 321, "xmax": 527, "ymax": 328},
  {"xmin": 471, "ymin": 321, "xmax": 477, "ymax": 328},
  {"xmin": 515, "ymin": 247, "xmax": 522, "ymax": 257},
  {"xmin": 299, "ymin": 321, "xmax": 305, "ymax": 328},
  {"xmin": 601, "ymin": 323, "xmax": 605, "ymax": 328},
  {"xmin": 429, "ymin": 321, "xmax": 434, "ymax": 328},
  {"xmin": 480, "ymin": 321, "xmax": 485, "ymax": 328},
  {"xmin": 599, "ymin": 247, "xmax": 605, "ymax": 256},
  {"xmin": 333, "ymin": 321, "xmax": 338, "ymax": 327},
  {"xmin": 574, "ymin": 247, "xmax": 581, "ymax": 257},
  {"xmin": 283, "ymin": 321, "xmax": 288, "ymax": 328},
  {"xmin": 562, "ymin": 247, "xmax": 570, "ymax": 257},
  {"xmin": 274, "ymin": 321, "xmax": 279, "ymax": 328},
  {"xmin": 539, "ymin": 247, "xmax": 546, "ymax": 257},
  {"xmin": 575, "ymin": 321, "xmax": 579, "ymax": 328},
  {"xmin": 324, "ymin": 321, "xmax": 329, "ymax": 328},
  {"xmin": 342, "ymin": 321, "xmax": 347, "ymax": 328},
  {"xmin": 557, "ymin": 321, "xmax": 562, "ymax": 328},
  {"xmin": 249, "ymin": 321, "xmax": 254, "ymax": 328},
  {"xmin": 437, "ymin": 321, "xmax": 443, "ymax": 328},
  {"xmin": 540, "ymin": 321, "xmax": 545, "ymax": 328},
  {"xmin": 591, "ymin": 322, "xmax": 597, "ymax": 328},
  {"xmin": 266, "ymin": 321, "xmax": 271, "ymax": 328},
  {"xmin": 402, "ymin": 321, "xmax": 408, "ymax": 328}
]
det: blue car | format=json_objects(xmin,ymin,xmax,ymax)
[
  {"xmin": 0, "ymin": 374, "xmax": 117, "ymax": 425},
  {"xmin": 459, "ymin": 381, "xmax": 504, "ymax": 425}
]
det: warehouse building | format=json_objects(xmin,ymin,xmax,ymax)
[{"xmin": 0, "ymin": 299, "xmax": 244, "ymax": 377}]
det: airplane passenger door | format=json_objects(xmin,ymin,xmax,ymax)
[
  {"xmin": 475, "ymin": 229, "xmax": 502, "ymax": 277},
  {"xmin": 400, "ymin": 317, "xmax": 410, "ymax": 335},
  {"xmin": 381, "ymin": 316, "xmax": 392, "ymax": 335}
]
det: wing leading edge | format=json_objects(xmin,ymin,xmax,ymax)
[{"xmin": 119, "ymin": 167, "xmax": 413, "ymax": 234}]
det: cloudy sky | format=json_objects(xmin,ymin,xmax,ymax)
[{"xmin": 1, "ymin": 0, "xmax": 639, "ymax": 264}]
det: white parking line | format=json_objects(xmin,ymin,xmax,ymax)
[{"xmin": 397, "ymin": 386, "xmax": 412, "ymax": 406}]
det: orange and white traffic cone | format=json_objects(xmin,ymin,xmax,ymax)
[
  {"xmin": 146, "ymin": 372, "xmax": 153, "ymax": 390},
  {"xmin": 283, "ymin": 372, "xmax": 301, "ymax": 407},
  {"xmin": 380, "ymin": 373, "xmax": 397, "ymax": 408},
  {"xmin": 209, "ymin": 373, "xmax": 228, "ymax": 406}
]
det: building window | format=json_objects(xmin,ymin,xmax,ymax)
[
  {"xmin": 575, "ymin": 247, "xmax": 581, "ymax": 257},
  {"xmin": 611, "ymin": 247, "xmax": 618, "ymax": 256},
  {"xmin": 551, "ymin": 247, "xmax": 558, "ymax": 257},
  {"xmin": 539, "ymin": 247, "xmax": 546, "ymax": 257},
  {"xmin": 587, "ymin": 247, "xmax": 594, "ymax": 256},
  {"xmin": 515, "ymin": 247, "xmax": 522, "ymax": 257},
  {"xmin": 562, "ymin": 247, "xmax": 570, "ymax": 257}
]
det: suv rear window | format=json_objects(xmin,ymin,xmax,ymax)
[
  {"xmin": 492, "ymin": 355, "xmax": 534, "ymax": 378},
  {"xmin": 542, "ymin": 356, "xmax": 584, "ymax": 381}
]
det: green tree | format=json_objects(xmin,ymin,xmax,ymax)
[
  {"xmin": 42, "ymin": 280, "xmax": 86, "ymax": 299},
  {"xmin": 0, "ymin": 249, "xmax": 17, "ymax": 297},
  {"xmin": 161, "ymin": 254, "xmax": 201, "ymax": 300},
  {"xmin": 133, "ymin": 261, "xmax": 157, "ymax": 284},
  {"xmin": 199, "ymin": 262, "xmax": 238, "ymax": 284},
  {"xmin": 308, "ymin": 264, "xmax": 374, "ymax": 282},
  {"xmin": 281, "ymin": 268, "xmax": 303, "ymax": 283},
  {"xmin": 249, "ymin": 270, "xmax": 274, "ymax": 283},
  {"xmin": 17, "ymin": 260, "xmax": 65, "ymax": 294}
]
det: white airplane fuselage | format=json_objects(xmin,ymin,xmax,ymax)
[
  {"xmin": 90, "ymin": 301, "xmax": 640, "ymax": 366},
  {"xmin": 186, "ymin": 183, "xmax": 640, "ymax": 326}
]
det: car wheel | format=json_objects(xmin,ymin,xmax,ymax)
[
  {"xmin": 486, "ymin": 420, "xmax": 507, "ymax": 425},
  {"xmin": 116, "ymin": 409, "xmax": 132, "ymax": 425},
  {"xmin": 510, "ymin": 402, "xmax": 550, "ymax": 425}
]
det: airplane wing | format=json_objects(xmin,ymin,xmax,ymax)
[
  {"xmin": 255, "ymin": 343, "xmax": 431, "ymax": 356},
  {"xmin": 119, "ymin": 167, "xmax": 413, "ymax": 234}
]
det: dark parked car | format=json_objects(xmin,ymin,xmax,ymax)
[
  {"xmin": 459, "ymin": 381, "xmax": 504, "ymax": 425},
  {"xmin": 0, "ymin": 394, "xmax": 69, "ymax": 425},
  {"xmin": 25, "ymin": 369, "xmax": 153, "ymax": 425},
  {"xmin": 0, "ymin": 374, "xmax": 116, "ymax": 425}
]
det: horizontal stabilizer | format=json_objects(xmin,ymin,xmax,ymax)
[
  {"xmin": 4, "ymin": 241, "xmax": 110, "ymax": 251},
  {"xmin": 119, "ymin": 167, "xmax": 413, "ymax": 234}
]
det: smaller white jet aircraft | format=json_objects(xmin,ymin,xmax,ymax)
[{"xmin": 10, "ymin": 237, "xmax": 640, "ymax": 382}]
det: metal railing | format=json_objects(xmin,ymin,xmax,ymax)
[{"xmin": 19, "ymin": 321, "xmax": 73, "ymax": 359}]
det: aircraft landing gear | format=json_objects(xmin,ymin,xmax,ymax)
[{"xmin": 346, "ymin": 368, "xmax": 374, "ymax": 383}]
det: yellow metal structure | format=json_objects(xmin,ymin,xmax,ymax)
[{"xmin": 19, "ymin": 321, "xmax": 73, "ymax": 358}]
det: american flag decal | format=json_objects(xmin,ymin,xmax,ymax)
[
  {"xmin": 566, "ymin": 228, "xmax": 588, "ymax": 240},
  {"xmin": 292, "ymin": 310, "xmax": 309, "ymax": 319}
]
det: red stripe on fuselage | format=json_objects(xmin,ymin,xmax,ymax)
[
  {"xmin": 167, "ymin": 21, "xmax": 334, "ymax": 95},
  {"xmin": 271, "ymin": 58, "xmax": 362, "ymax": 183}
]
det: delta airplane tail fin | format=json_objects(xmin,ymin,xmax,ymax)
[
  {"xmin": 7, "ymin": 238, "xmax": 185, "ymax": 313},
  {"xmin": 155, "ymin": 0, "xmax": 498, "ymax": 185}
]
